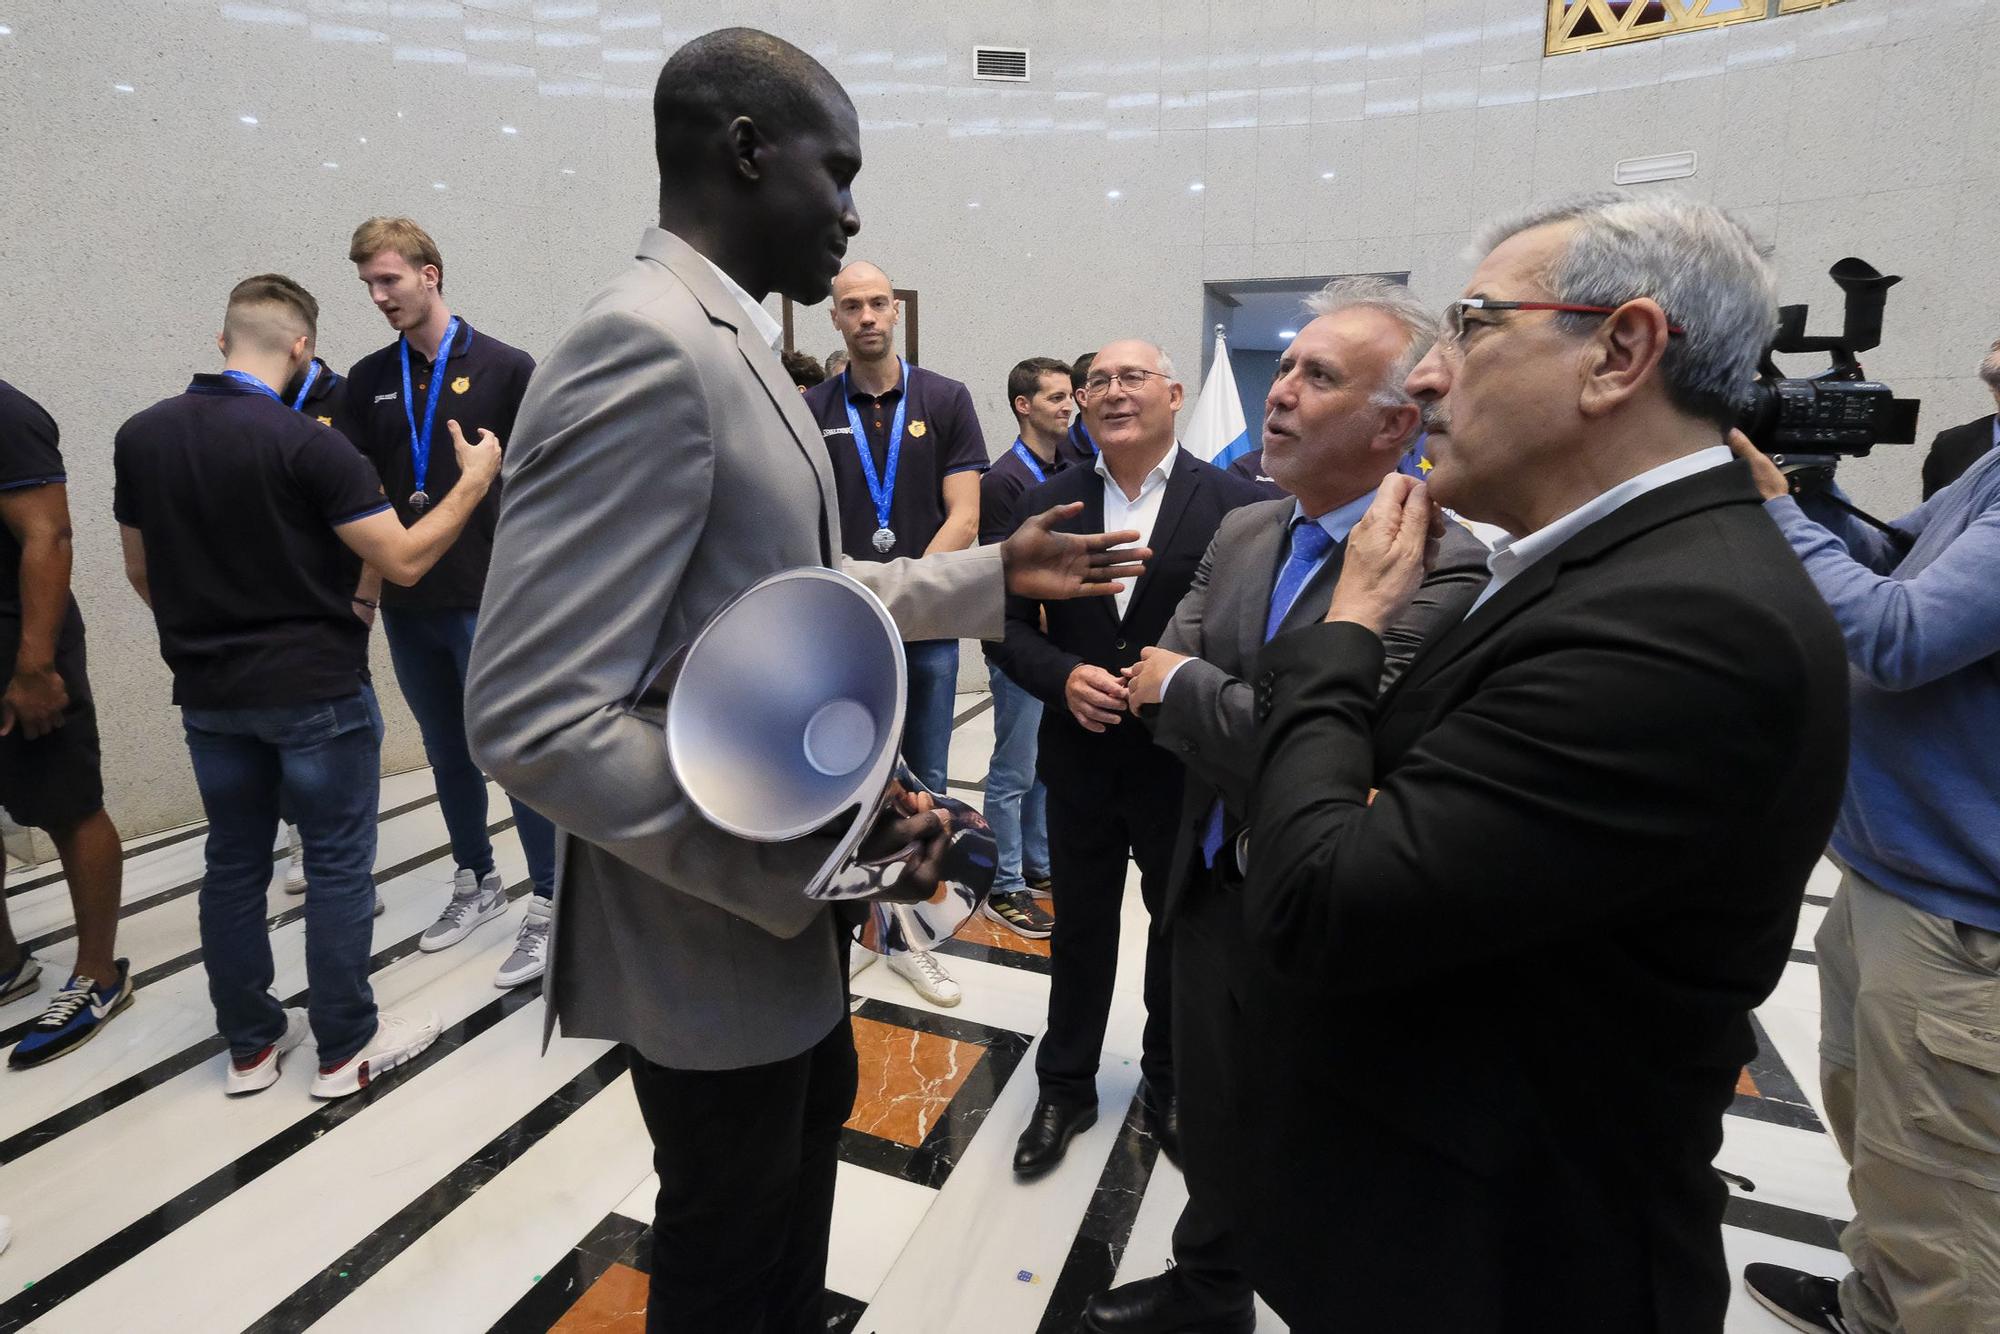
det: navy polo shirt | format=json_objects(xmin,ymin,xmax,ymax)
[
  {"xmin": 283, "ymin": 356, "xmax": 364, "ymax": 446},
  {"xmin": 0, "ymin": 379, "xmax": 83, "ymax": 671},
  {"xmin": 1063, "ymin": 416, "xmax": 1099, "ymax": 469},
  {"xmin": 803, "ymin": 363, "xmax": 987, "ymax": 562},
  {"xmin": 112, "ymin": 372, "xmax": 392, "ymax": 708},
  {"xmin": 342, "ymin": 318, "xmax": 534, "ymax": 609},
  {"xmin": 979, "ymin": 438, "xmax": 1074, "ymax": 545},
  {"xmin": 1226, "ymin": 447, "xmax": 1288, "ymax": 499}
]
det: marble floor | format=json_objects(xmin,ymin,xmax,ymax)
[{"xmin": 0, "ymin": 694, "xmax": 1850, "ymax": 1333}]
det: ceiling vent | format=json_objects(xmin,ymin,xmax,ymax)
[{"xmin": 973, "ymin": 46, "xmax": 1029, "ymax": 82}]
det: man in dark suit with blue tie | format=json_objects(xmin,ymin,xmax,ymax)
[
  {"xmin": 1086, "ymin": 280, "xmax": 1490, "ymax": 1333},
  {"xmin": 991, "ymin": 339, "xmax": 1268, "ymax": 1177}
]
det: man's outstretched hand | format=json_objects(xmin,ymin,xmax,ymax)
[{"xmin": 1001, "ymin": 502, "xmax": 1149, "ymax": 601}]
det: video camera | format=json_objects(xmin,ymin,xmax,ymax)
[{"xmin": 1734, "ymin": 257, "xmax": 1921, "ymax": 460}]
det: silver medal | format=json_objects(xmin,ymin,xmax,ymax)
[
  {"xmin": 410, "ymin": 490, "xmax": 430, "ymax": 512},
  {"xmin": 872, "ymin": 526, "xmax": 896, "ymax": 554}
]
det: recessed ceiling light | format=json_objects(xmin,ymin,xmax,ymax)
[
  {"xmin": 358, "ymin": 135, "xmax": 368, "ymax": 144},
  {"xmin": 968, "ymin": 201, "xmax": 981, "ymax": 209},
  {"xmin": 1106, "ymin": 189, "xmax": 1122, "ymax": 200},
  {"xmin": 240, "ymin": 114, "xmax": 259, "ymax": 125},
  {"xmin": 1188, "ymin": 181, "xmax": 1205, "ymax": 192},
  {"xmin": 1321, "ymin": 170, "xmax": 1336, "ymax": 180},
  {"xmin": 433, "ymin": 180, "xmax": 448, "ymax": 190},
  {"xmin": 0, "ymin": 25, "xmax": 13, "ymax": 35},
  {"xmin": 501, "ymin": 125, "xmax": 518, "ymax": 135},
  {"xmin": 323, "ymin": 161, "xmax": 339, "ymax": 169},
  {"xmin": 113, "ymin": 83, "xmax": 134, "ymax": 93},
  {"xmin": 560, "ymin": 167, "xmax": 576, "ymax": 175}
]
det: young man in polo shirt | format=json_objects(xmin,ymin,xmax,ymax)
[
  {"xmin": 805, "ymin": 260, "xmax": 985, "ymax": 1008},
  {"xmin": 0, "ymin": 379, "xmax": 132, "ymax": 1069},
  {"xmin": 977, "ymin": 357, "xmax": 1074, "ymax": 940},
  {"xmin": 115, "ymin": 274, "xmax": 502, "ymax": 1097},
  {"xmin": 342, "ymin": 217, "xmax": 558, "ymax": 990}
]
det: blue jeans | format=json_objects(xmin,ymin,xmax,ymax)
[
  {"xmin": 984, "ymin": 662, "xmax": 1049, "ymax": 896},
  {"xmin": 901, "ymin": 638, "xmax": 960, "ymax": 796},
  {"xmin": 183, "ymin": 688, "xmax": 383, "ymax": 1066},
  {"xmin": 382, "ymin": 606, "xmax": 557, "ymax": 899}
]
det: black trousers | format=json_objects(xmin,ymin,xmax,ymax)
[
  {"xmin": 1038, "ymin": 757, "xmax": 1183, "ymax": 1107},
  {"xmin": 625, "ymin": 1011, "xmax": 859, "ymax": 1334},
  {"xmin": 1162, "ymin": 868, "xmax": 1259, "ymax": 1315}
]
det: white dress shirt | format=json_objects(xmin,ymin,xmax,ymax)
[
  {"xmin": 1466, "ymin": 445, "xmax": 1733, "ymax": 617},
  {"xmin": 1097, "ymin": 443, "xmax": 1180, "ymax": 618},
  {"xmin": 695, "ymin": 251, "xmax": 783, "ymax": 350}
]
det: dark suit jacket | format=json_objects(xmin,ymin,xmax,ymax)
[
  {"xmin": 988, "ymin": 448, "xmax": 1269, "ymax": 787},
  {"xmin": 1921, "ymin": 412, "xmax": 1996, "ymax": 500},
  {"xmin": 1237, "ymin": 461, "xmax": 1850, "ymax": 1333},
  {"xmin": 1150, "ymin": 496, "xmax": 1489, "ymax": 918}
]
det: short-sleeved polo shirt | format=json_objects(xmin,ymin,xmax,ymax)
[
  {"xmin": 113, "ymin": 372, "xmax": 391, "ymax": 708},
  {"xmin": 979, "ymin": 437, "xmax": 1075, "ymax": 545},
  {"xmin": 803, "ymin": 362, "xmax": 987, "ymax": 562},
  {"xmin": 0, "ymin": 379, "xmax": 83, "ymax": 670},
  {"xmin": 341, "ymin": 318, "xmax": 535, "ymax": 609}
]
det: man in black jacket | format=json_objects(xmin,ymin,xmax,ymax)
[
  {"xmin": 990, "ymin": 339, "xmax": 1267, "ymax": 1178},
  {"xmin": 1237, "ymin": 192, "xmax": 1849, "ymax": 1332},
  {"xmin": 1084, "ymin": 279, "xmax": 1489, "ymax": 1333},
  {"xmin": 1918, "ymin": 337, "xmax": 1998, "ymax": 499}
]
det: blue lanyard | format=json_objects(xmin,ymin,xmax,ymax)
[
  {"xmin": 1010, "ymin": 438, "xmax": 1046, "ymax": 485},
  {"xmin": 400, "ymin": 317, "xmax": 461, "ymax": 499},
  {"xmin": 290, "ymin": 360, "xmax": 322, "ymax": 411},
  {"xmin": 219, "ymin": 369, "xmax": 284, "ymax": 403},
  {"xmin": 842, "ymin": 359, "xmax": 907, "ymax": 534}
]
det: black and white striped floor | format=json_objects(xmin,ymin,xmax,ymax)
[{"xmin": 0, "ymin": 697, "xmax": 1847, "ymax": 1332}]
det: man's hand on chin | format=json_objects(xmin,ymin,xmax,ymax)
[{"xmin": 1001, "ymin": 502, "xmax": 1149, "ymax": 601}]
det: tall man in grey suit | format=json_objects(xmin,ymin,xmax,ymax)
[
  {"xmin": 464, "ymin": 29, "xmax": 1144, "ymax": 1334},
  {"xmin": 1093, "ymin": 280, "xmax": 1490, "ymax": 1333}
]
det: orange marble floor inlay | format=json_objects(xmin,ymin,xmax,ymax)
[
  {"xmin": 551, "ymin": 1261, "xmax": 648, "ymax": 1333},
  {"xmin": 1736, "ymin": 1068, "xmax": 1761, "ymax": 1098},
  {"xmin": 954, "ymin": 902, "xmax": 1053, "ymax": 958},
  {"xmin": 846, "ymin": 1015, "xmax": 985, "ymax": 1146}
]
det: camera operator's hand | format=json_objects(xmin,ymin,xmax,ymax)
[{"xmin": 1726, "ymin": 428, "xmax": 1790, "ymax": 502}]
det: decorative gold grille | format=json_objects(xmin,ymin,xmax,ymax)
[{"xmin": 1545, "ymin": 0, "xmax": 1844, "ymax": 56}]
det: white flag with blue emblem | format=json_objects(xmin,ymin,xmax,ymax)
[{"xmin": 1185, "ymin": 327, "xmax": 1252, "ymax": 468}]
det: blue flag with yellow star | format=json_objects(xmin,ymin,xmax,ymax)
[{"xmin": 1397, "ymin": 431, "xmax": 1434, "ymax": 480}]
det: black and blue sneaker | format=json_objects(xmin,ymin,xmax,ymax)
[
  {"xmin": 0, "ymin": 954, "xmax": 43, "ymax": 1006},
  {"xmin": 8, "ymin": 959, "xmax": 133, "ymax": 1069}
]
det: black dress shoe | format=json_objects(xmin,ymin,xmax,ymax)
[
  {"xmin": 1082, "ymin": 1271, "xmax": 1255, "ymax": 1334},
  {"xmin": 1013, "ymin": 1099, "xmax": 1097, "ymax": 1178},
  {"xmin": 1138, "ymin": 1082, "xmax": 1182, "ymax": 1169}
]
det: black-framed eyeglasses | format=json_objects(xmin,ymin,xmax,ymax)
[
  {"xmin": 1443, "ymin": 297, "xmax": 1686, "ymax": 345},
  {"xmin": 1083, "ymin": 368, "xmax": 1174, "ymax": 394}
]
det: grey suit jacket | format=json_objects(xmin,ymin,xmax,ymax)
[
  {"xmin": 465, "ymin": 228, "xmax": 1005, "ymax": 1071},
  {"xmin": 1152, "ymin": 496, "xmax": 1490, "ymax": 915}
]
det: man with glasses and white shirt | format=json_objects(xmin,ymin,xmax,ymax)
[{"xmin": 991, "ymin": 340, "xmax": 1266, "ymax": 1180}]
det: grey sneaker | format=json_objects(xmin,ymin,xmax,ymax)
[
  {"xmin": 419, "ymin": 869, "xmax": 506, "ymax": 952},
  {"xmin": 493, "ymin": 897, "xmax": 552, "ymax": 988},
  {"xmin": 281, "ymin": 823, "xmax": 306, "ymax": 894}
]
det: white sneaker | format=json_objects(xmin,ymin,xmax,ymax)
[
  {"xmin": 226, "ymin": 1007, "xmax": 310, "ymax": 1096},
  {"xmin": 494, "ymin": 897, "xmax": 552, "ymax": 988},
  {"xmin": 888, "ymin": 949, "xmax": 962, "ymax": 1008},
  {"xmin": 281, "ymin": 824, "xmax": 306, "ymax": 894},
  {"xmin": 419, "ymin": 869, "xmax": 506, "ymax": 952},
  {"xmin": 849, "ymin": 948, "xmax": 880, "ymax": 982},
  {"xmin": 310, "ymin": 1009, "xmax": 439, "ymax": 1099}
]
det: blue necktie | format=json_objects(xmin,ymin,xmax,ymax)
[{"xmin": 1202, "ymin": 518, "xmax": 1338, "ymax": 867}]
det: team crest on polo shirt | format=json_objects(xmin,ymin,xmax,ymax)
[
  {"xmin": 451, "ymin": 375, "xmax": 470, "ymax": 395},
  {"xmin": 909, "ymin": 420, "xmax": 927, "ymax": 437},
  {"xmin": 317, "ymin": 415, "xmax": 333, "ymax": 426}
]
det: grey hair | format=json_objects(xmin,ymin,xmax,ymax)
[
  {"xmin": 1303, "ymin": 275, "xmax": 1439, "ymax": 408},
  {"xmin": 1475, "ymin": 190, "xmax": 1777, "ymax": 426},
  {"xmin": 1151, "ymin": 344, "xmax": 1178, "ymax": 381},
  {"xmin": 1978, "ymin": 338, "xmax": 2000, "ymax": 388}
]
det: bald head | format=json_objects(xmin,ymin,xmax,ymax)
[
  {"xmin": 652, "ymin": 28, "xmax": 850, "ymax": 185},
  {"xmin": 831, "ymin": 260, "xmax": 899, "ymax": 364}
]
